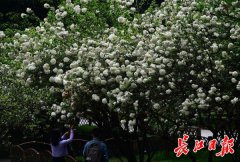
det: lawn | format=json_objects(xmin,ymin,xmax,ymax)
[{"xmin": 103, "ymin": 149, "xmax": 235, "ymax": 162}]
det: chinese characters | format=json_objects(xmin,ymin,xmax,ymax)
[{"xmin": 174, "ymin": 134, "xmax": 235, "ymax": 157}]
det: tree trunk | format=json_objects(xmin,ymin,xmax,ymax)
[
  {"xmin": 126, "ymin": 140, "xmax": 137, "ymax": 162},
  {"xmin": 208, "ymin": 130, "xmax": 218, "ymax": 162},
  {"xmin": 187, "ymin": 135, "xmax": 197, "ymax": 162},
  {"xmin": 230, "ymin": 130, "xmax": 240, "ymax": 162},
  {"xmin": 138, "ymin": 137, "xmax": 144, "ymax": 162}
]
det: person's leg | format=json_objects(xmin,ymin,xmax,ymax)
[
  {"xmin": 53, "ymin": 157, "xmax": 66, "ymax": 162},
  {"xmin": 52, "ymin": 157, "xmax": 57, "ymax": 162},
  {"xmin": 59, "ymin": 157, "xmax": 66, "ymax": 162}
]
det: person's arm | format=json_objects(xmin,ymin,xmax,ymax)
[
  {"xmin": 102, "ymin": 143, "xmax": 109, "ymax": 162},
  {"xmin": 61, "ymin": 131, "xmax": 69, "ymax": 140},
  {"xmin": 61, "ymin": 129, "xmax": 74, "ymax": 145}
]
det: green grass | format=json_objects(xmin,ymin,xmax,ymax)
[
  {"xmin": 76, "ymin": 149, "xmax": 235, "ymax": 162},
  {"xmin": 150, "ymin": 149, "xmax": 234, "ymax": 162}
]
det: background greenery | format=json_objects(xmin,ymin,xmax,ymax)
[
  {"xmin": 0, "ymin": 0, "xmax": 59, "ymax": 31},
  {"xmin": 0, "ymin": 0, "xmax": 164, "ymax": 31}
]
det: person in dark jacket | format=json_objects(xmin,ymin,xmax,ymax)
[{"xmin": 83, "ymin": 128, "xmax": 108, "ymax": 162}]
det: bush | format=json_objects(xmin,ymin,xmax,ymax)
[{"xmin": 76, "ymin": 125, "xmax": 97, "ymax": 139}]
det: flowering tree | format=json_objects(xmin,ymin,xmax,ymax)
[
  {"xmin": 1, "ymin": 0, "xmax": 180, "ymax": 160},
  {"xmin": 1, "ymin": 0, "xmax": 144, "ymax": 161},
  {"xmin": 0, "ymin": 59, "xmax": 55, "ymax": 147},
  {"xmin": 141, "ymin": 0, "xmax": 240, "ymax": 161},
  {"xmin": 155, "ymin": 0, "xmax": 240, "ymax": 136}
]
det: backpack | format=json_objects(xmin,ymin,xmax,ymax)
[{"xmin": 86, "ymin": 142, "xmax": 102, "ymax": 162}]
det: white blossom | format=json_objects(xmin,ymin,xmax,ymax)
[
  {"xmin": 21, "ymin": 13, "xmax": 27, "ymax": 18},
  {"xmin": 81, "ymin": 8, "xmax": 87, "ymax": 13},
  {"xmin": 159, "ymin": 69, "xmax": 166, "ymax": 76},
  {"xmin": 44, "ymin": 3, "xmax": 50, "ymax": 9},
  {"xmin": 118, "ymin": 16, "xmax": 126, "ymax": 24},
  {"xmin": 129, "ymin": 113, "xmax": 135, "ymax": 118},
  {"xmin": 50, "ymin": 58, "xmax": 57, "ymax": 65},
  {"xmin": 231, "ymin": 71, "xmax": 238, "ymax": 77},
  {"xmin": 51, "ymin": 112, "xmax": 56, "ymax": 117},
  {"xmin": 108, "ymin": 34, "xmax": 117, "ymax": 41},
  {"xmin": 26, "ymin": 8, "xmax": 33, "ymax": 13},
  {"xmin": 0, "ymin": 31, "xmax": 5, "ymax": 38},
  {"xmin": 74, "ymin": 5, "xmax": 81, "ymax": 14},
  {"xmin": 231, "ymin": 97, "xmax": 239, "ymax": 104},
  {"xmin": 63, "ymin": 57, "xmax": 70, "ymax": 62},
  {"xmin": 92, "ymin": 94, "xmax": 100, "ymax": 101},
  {"xmin": 61, "ymin": 115, "xmax": 66, "ymax": 120}
]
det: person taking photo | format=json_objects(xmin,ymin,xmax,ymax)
[{"xmin": 50, "ymin": 125, "xmax": 74, "ymax": 162}]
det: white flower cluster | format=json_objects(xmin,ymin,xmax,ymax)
[
  {"xmin": 0, "ymin": 31, "xmax": 5, "ymax": 39},
  {"xmin": 2, "ymin": 0, "xmax": 240, "ymax": 134},
  {"xmin": 51, "ymin": 102, "xmax": 73, "ymax": 121}
]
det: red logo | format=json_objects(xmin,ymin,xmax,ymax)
[
  {"xmin": 174, "ymin": 134, "xmax": 190, "ymax": 157},
  {"xmin": 216, "ymin": 135, "xmax": 235, "ymax": 157},
  {"xmin": 174, "ymin": 134, "xmax": 235, "ymax": 157}
]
